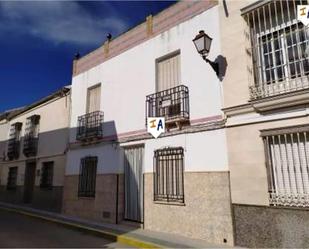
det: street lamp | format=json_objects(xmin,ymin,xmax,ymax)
[{"xmin": 193, "ymin": 30, "xmax": 219, "ymax": 76}]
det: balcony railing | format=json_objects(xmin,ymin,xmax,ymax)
[
  {"xmin": 23, "ymin": 135, "xmax": 38, "ymax": 157},
  {"xmin": 249, "ymin": 76, "xmax": 309, "ymax": 100},
  {"xmin": 76, "ymin": 111, "xmax": 103, "ymax": 141},
  {"xmin": 7, "ymin": 139, "xmax": 20, "ymax": 160},
  {"xmin": 146, "ymin": 85, "xmax": 189, "ymax": 125}
]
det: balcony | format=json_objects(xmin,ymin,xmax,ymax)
[
  {"xmin": 23, "ymin": 135, "xmax": 38, "ymax": 157},
  {"xmin": 146, "ymin": 85, "xmax": 189, "ymax": 128},
  {"xmin": 7, "ymin": 139, "xmax": 20, "ymax": 160},
  {"xmin": 249, "ymin": 76, "xmax": 309, "ymax": 100},
  {"xmin": 76, "ymin": 111, "xmax": 104, "ymax": 141}
]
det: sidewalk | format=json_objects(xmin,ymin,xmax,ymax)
[{"xmin": 0, "ymin": 201, "xmax": 233, "ymax": 248}]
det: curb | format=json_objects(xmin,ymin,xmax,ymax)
[{"xmin": 0, "ymin": 206, "xmax": 162, "ymax": 248}]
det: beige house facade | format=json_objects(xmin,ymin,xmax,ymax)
[
  {"xmin": 0, "ymin": 87, "xmax": 70, "ymax": 212},
  {"xmin": 220, "ymin": 0, "xmax": 309, "ymax": 247}
]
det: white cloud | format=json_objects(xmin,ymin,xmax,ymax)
[{"xmin": 0, "ymin": 1, "xmax": 129, "ymax": 46}]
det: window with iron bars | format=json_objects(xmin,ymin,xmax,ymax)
[
  {"xmin": 262, "ymin": 125, "xmax": 309, "ymax": 208},
  {"xmin": 7, "ymin": 167, "xmax": 18, "ymax": 190},
  {"xmin": 76, "ymin": 111, "xmax": 103, "ymax": 141},
  {"xmin": 78, "ymin": 156, "xmax": 97, "ymax": 197},
  {"xmin": 153, "ymin": 147, "xmax": 184, "ymax": 203},
  {"xmin": 40, "ymin": 161, "xmax": 54, "ymax": 189},
  {"xmin": 146, "ymin": 85, "xmax": 189, "ymax": 124},
  {"xmin": 7, "ymin": 122, "xmax": 22, "ymax": 160},
  {"xmin": 23, "ymin": 115, "xmax": 40, "ymax": 157},
  {"xmin": 243, "ymin": 0, "xmax": 309, "ymax": 99}
]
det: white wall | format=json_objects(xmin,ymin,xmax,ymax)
[
  {"xmin": 0, "ymin": 121, "xmax": 9, "ymax": 159},
  {"xmin": 66, "ymin": 144, "xmax": 122, "ymax": 175},
  {"xmin": 70, "ymin": 6, "xmax": 223, "ymax": 142},
  {"xmin": 66, "ymin": 128, "xmax": 228, "ymax": 175},
  {"xmin": 144, "ymin": 129, "xmax": 228, "ymax": 173}
]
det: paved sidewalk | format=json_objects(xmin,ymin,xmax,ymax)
[{"xmin": 0, "ymin": 202, "xmax": 232, "ymax": 248}]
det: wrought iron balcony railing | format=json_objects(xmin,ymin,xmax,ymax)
[
  {"xmin": 146, "ymin": 85, "xmax": 189, "ymax": 124},
  {"xmin": 76, "ymin": 111, "xmax": 103, "ymax": 141},
  {"xmin": 7, "ymin": 139, "xmax": 20, "ymax": 160},
  {"xmin": 23, "ymin": 135, "xmax": 38, "ymax": 157}
]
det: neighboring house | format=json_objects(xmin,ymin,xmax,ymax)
[
  {"xmin": 63, "ymin": 1, "xmax": 234, "ymax": 245},
  {"xmin": 220, "ymin": 0, "xmax": 309, "ymax": 247},
  {"xmin": 0, "ymin": 86, "xmax": 70, "ymax": 212},
  {"xmin": 0, "ymin": 109, "xmax": 22, "ymax": 184}
]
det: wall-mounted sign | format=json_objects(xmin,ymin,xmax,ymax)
[
  {"xmin": 147, "ymin": 117, "xmax": 165, "ymax": 138},
  {"xmin": 298, "ymin": 5, "xmax": 309, "ymax": 26}
]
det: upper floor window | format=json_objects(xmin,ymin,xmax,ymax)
[
  {"xmin": 86, "ymin": 84, "xmax": 101, "ymax": 113},
  {"xmin": 154, "ymin": 147, "xmax": 184, "ymax": 203},
  {"xmin": 7, "ymin": 122, "xmax": 22, "ymax": 160},
  {"xmin": 243, "ymin": 0, "xmax": 309, "ymax": 99},
  {"xmin": 262, "ymin": 126, "xmax": 309, "ymax": 208},
  {"xmin": 156, "ymin": 51, "xmax": 181, "ymax": 92},
  {"xmin": 23, "ymin": 115, "xmax": 40, "ymax": 157}
]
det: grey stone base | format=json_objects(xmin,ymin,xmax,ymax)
[
  {"xmin": 233, "ymin": 204, "xmax": 309, "ymax": 248},
  {"xmin": 0, "ymin": 186, "xmax": 63, "ymax": 212}
]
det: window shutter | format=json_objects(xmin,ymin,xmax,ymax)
[
  {"xmin": 157, "ymin": 53, "xmax": 181, "ymax": 92},
  {"xmin": 87, "ymin": 85, "xmax": 101, "ymax": 113}
]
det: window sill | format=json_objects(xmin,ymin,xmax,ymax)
[
  {"xmin": 78, "ymin": 196, "xmax": 95, "ymax": 200},
  {"xmin": 154, "ymin": 201, "xmax": 185, "ymax": 206}
]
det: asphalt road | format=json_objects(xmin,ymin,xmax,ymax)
[{"xmin": 0, "ymin": 209, "xmax": 134, "ymax": 248}]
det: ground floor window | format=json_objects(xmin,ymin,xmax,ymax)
[
  {"xmin": 7, "ymin": 167, "xmax": 18, "ymax": 190},
  {"xmin": 262, "ymin": 126, "xmax": 309, "ymax": 207},
  {"xmin": 78, "ymin": 156, "xmax": 97, "ymax": 197},
  {"xmin": 154, "ymin": 147, "xmax": 184, "ymax": 203},
  {"xmin": 40, "ymin": 161, "xmax": 54, "ymax": 189}
]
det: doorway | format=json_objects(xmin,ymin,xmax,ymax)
[
  {"xmin": 23, "ymin": 161, "xmax": 36, "ymax": 203},
  {"xmin": 123, "ymin": 145, "xmax": 144, "ymax": 223}
]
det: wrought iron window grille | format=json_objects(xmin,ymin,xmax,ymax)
[
  {"xmin": 23, "ymin": 115, "xmax": 40, "ymax": 157},
  {"xmin": 243, "ymin": 0, "xmax": 309, "ymax": 99},
  {"xmin": 78, "ymin": 156, "xmax": 97, "ymax": 197},
  {"xmin": 76, "ymin": 111, "xmax": 103, "ymax": 141},
  {"xmin": 7, "ymin": 122, "xmax": 22, "ymax": 160},
  {"xmin": 263, "ymin": 129, "xmax": 309, "ymax": 208},
  {"xmin": 153, "ymin": 147, "xmax": 184, "ymax": 203}
]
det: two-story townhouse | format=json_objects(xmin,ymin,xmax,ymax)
[
  {"xmin": 63, "ymin": 1, "xmax": 234, "ymax": 245},
  {"xmin": 0, "ymin": 109, "xmax": 23, "ymax": 183},
  {"xmin": 220, "ymin": 0, "xmax": 309, "ymax": 247},
  {"xmin": 0, "ymin": 86, "xmax": 70, "ymax": 212}
]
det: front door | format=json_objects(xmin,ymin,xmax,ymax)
[
  {"xmin": 124, "ymin": 146, "xmax": 144, "ymax": 223},
  {"xmin": 23, "ymin": 161, "xmax": 36, "ymax": 203}
]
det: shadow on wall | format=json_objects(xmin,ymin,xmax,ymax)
[
  {"xmin": 0, "ymin": 127, "xmax": 70, "ymax": 212},
  {"xmin": 214, "ymin": 55, "xmax": 228, "ymax": 82},
  {"xmin": 0, "ymin": 119, "xmax": 144, "ymax": 237}
]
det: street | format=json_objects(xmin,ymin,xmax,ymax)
[{"xmin": 0, "ymin": 209, "xmax": 133, "ymax": 248}]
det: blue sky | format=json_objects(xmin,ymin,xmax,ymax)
[{"xmin": 0, "ymin": 1, "xmax": 175, "ymax": 113}]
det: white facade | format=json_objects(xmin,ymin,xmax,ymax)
[
  {"xmin": 64, "ymin": 2, "xmax": 234, "ymax": 244},
  {"xmin": 67, "ymin": 5, "xmax": 228, "ymax": 174},
  {"xmin": 69, "ymin": 6, "xmax": 222, "ymax": 138}
]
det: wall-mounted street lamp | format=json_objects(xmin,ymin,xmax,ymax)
[{"xmin": 193, "ymin": 30, "xmax": 219, "ymax": 76}]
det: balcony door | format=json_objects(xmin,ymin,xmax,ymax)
[
  {"xmin": 156, "ymin": 51, "xmax": 181, "ymax": 92},
  {"xmin": 123, "ymin": 145, "xmax": 144, "ymax": 223},
  {"xmin": 86, "ymin": 84, "xmax": 101, "ymax": 113}
]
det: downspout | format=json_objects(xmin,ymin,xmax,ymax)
[{"xmin": 115, "ymin": 174, "xmax": 119, "ymax": 224}]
